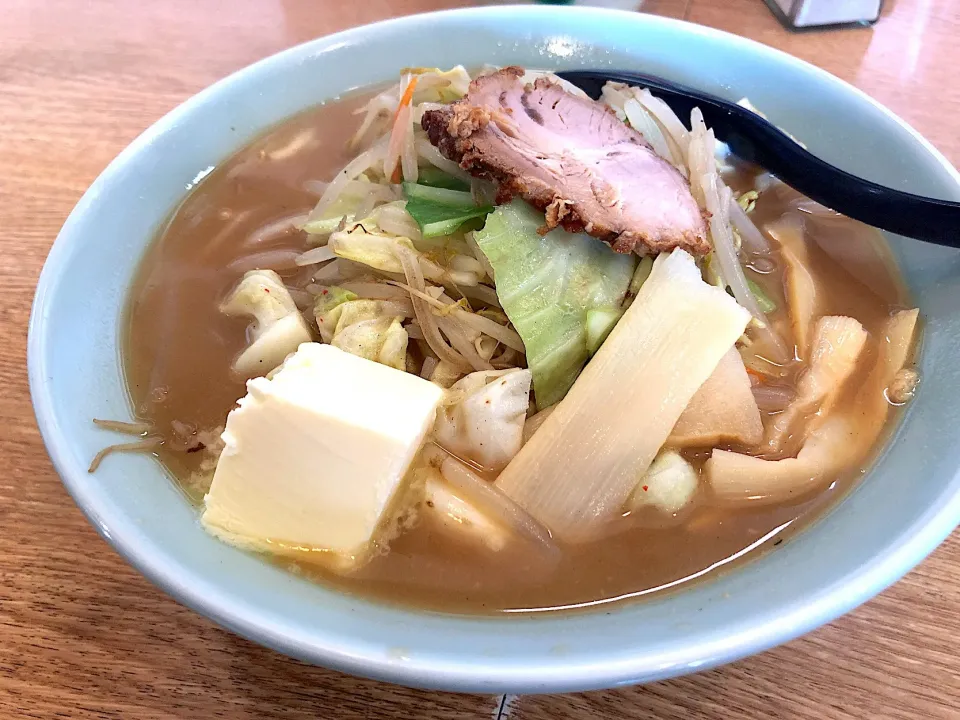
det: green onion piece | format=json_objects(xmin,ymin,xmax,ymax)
[
  {"xmin": 313, "ymin": 286, "xmax": 357, "ymax": 315},
  {"xmin": 417, "ymin": 167, "xmax": 470, "ymax": 192},
  {"xmin": 404, "ymin": 196, "xmax": 493, "ymax": 238},
  {"xmin": 402, "ymin": 182, "xmax": 475, "ymax": 207},
  {"xmin": 586, "ymin": 308, "xmax": 624, "ymax": 355},
  {"xmin": 747, "ymin": 278, "xmax": 777, "ymax": 313},
  {"xmin": 628, "ymin": 256, "xmax": 655, "ymax": 297}
]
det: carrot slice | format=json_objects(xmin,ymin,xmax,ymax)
[
  {"xmin": 396, "ymin": 75, "xmax": 419, "ymax": 119},
  {"xmin": 387, "ymin": 75, "xmax": 419, "ymax": 184}
]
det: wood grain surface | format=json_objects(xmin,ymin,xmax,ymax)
[{"xmin": 2, "ymin": 0, "xmax": 958, "ymax": 718}]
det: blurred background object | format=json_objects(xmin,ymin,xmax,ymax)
[
  {"xmin": 532, "ymin": 0, "xmax": 644, "ymax": 8},
  {"xmin": 531, "ymin": 0, "xmax": 883, "ymax": 28},
  {"xmin": 765, "ymin": 0, "xmax": 883, "ymax": 29}
]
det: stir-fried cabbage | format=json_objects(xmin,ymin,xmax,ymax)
[
  {"xmin": 329, "ymin": 229, "xmax": 415, "ymax": 275},
  {"xmin": 434, "ymin": 369, "xmax": 532, "ymax": 470},
  {"xmin": 301, "ymin": 176, "xmax": 397, "ymax": 238},
  {"xmin": 329, "ymin": 226, "xmax": 482, "ymax": 287},
  {"xmin": 327, "ymin": 299, "xmax": 412, "ymax": 371},
  {"xmin": 221, "ymin": 269, "xmax": 312, "ymax": 377},
  {"xmin": 313, "ymin": 285, "xmax": 358, "ymax": 343},
  {"xmin": 474, "ymin": 200, "xmax": 635, "ymax": 408},
  {"xmin": 333, "ymin": 315, "xmax": 408, "ymax": 371}
]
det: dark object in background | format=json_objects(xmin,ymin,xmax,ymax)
[{"xmin": 764, "ymin": 0, "xmax": 882, "ymax": 30}]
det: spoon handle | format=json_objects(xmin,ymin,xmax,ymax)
[{"xmin": 558, "ymin": 70, "xmax": 960, "ymax": 248}]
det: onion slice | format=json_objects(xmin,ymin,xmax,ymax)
[
  {"xmin": 295, "ymin": 245, "xmax": 337, "ymax": 266},
  {"xmin": 88, "ymin": 437, "xmax": 162, "ymax": 473},
  {"xmin": 729, "ymin": 196, "xmax": 771, "ymax": 254},
  {"xmin": 416, "ymin": 138, "xmax": 473, "ymax": 182},
  {"xmin": 394, "ymin": 244, "xmax": 473, "ymax": 371},
  {"xmin": 432, "ymin": 448, "xmax": 559, "ymax": 561},
  {"xmin": 338, "ymin": 281, "xmax": 409, "ymax": 301},
  {"xmin": 93, "ymin": 418, "xmax": 153, "ymax": 435},
  {"xmin": 391, "ymin": 281, "xmax": 525, "ymax": 353},
  {"xmin": 311, "ymin": 135, "xmax": 389, "ymax": 219}
]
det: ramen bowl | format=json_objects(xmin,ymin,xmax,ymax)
[{"xmin": 28, "ymin": 5, "xmax": 960, "ymax": 693}]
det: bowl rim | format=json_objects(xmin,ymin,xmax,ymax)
[{"xmin": 28, "ymin": 4, "xmax": 960, "ymax": 693}]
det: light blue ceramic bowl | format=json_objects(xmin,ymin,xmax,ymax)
[{"xmin": 28, "ymin": 6, "xmax": 960, "ymax": 693}]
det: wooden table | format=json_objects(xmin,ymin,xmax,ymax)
[{"xmin": 2, "ymin": 0, "xmax": 958, "ymax": 717}]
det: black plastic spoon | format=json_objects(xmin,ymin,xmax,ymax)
[{"xmin": 557, "ymin": 69, "xmax": 960, "ymax": 247}]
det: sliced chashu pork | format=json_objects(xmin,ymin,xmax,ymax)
[{"xmin": 421, "ymin": 67, "xmax": 708, "ymax": 256}]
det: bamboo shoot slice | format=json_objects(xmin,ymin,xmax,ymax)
[
  {"xmin": 669, "ymin": 349, "xmax": 763, "ymax": 448},
  {"xmin": 705, "ymin": 436, "xmax": 837, "ymax": 505},
  {"xmin": 764, "ymin": 315, "xmax": 868, "ymax": 453},
  {"xmin": 494, "ymin": 250, "xmax": 751, "ymax": 541},
  {"xmin": 769, "ymin": 219, "xmax": 818, "ymax": 360},
  {"xmin": 708, "ymin": 309, "xmax": 919, "ymax": 505}
]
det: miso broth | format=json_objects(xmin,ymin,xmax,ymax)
[{"xmin": 122, "ymin": 80, "xmax": 916, "ymax": 614}]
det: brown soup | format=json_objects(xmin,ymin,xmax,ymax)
[{"xmin": 123, "ymin": 89, "xmax": 913, "ymax": 614}]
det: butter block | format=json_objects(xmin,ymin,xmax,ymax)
[{"xmin": 201, "ymin": 342, "xmax": 444, "ymax": 571}]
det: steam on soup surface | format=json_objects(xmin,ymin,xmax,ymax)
[{"xmin": 116, "ymin": 67, "xmax": 920, "ymax": 614}]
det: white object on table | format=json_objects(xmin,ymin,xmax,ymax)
[{"xmin": 765, "ymin": 0, "xmax": 882, "ymax": 28}]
